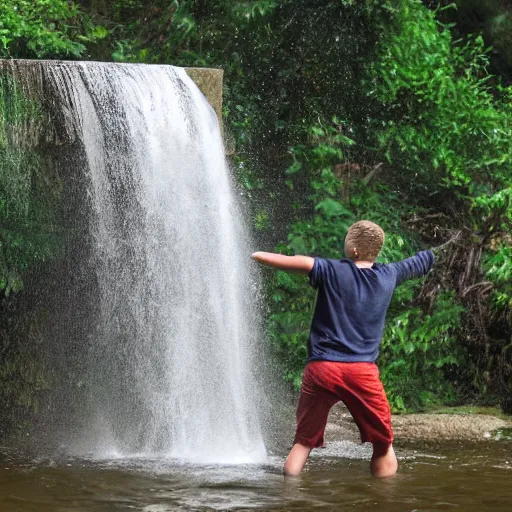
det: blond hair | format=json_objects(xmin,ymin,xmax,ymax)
[{"xmin": 344, "ymin": 220, "xmax": 385, "ymax": 261}]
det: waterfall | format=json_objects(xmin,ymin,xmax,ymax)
[{"xmin": 3, "ymin": 61, "xmax": 266, "ymax": 464}]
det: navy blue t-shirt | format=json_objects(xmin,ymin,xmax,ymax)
[{"xmin": 307, "ymin": 250, "xmax": 435, "ymax": 363}]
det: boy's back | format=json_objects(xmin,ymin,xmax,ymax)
[{"xmin": 308, "ymin": 251, "xmax": 434, "ymax": 363}]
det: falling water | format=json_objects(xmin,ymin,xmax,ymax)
[{"xmin": 3, "ymin": 61, "xmax": 266, "ymax": 464}]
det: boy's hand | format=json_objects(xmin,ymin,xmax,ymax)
[
  {"xmin": 251, "ymin": 252, "xmax": 315, "ymax": 274},
  {"xmin": 431, "ymin": 231, "xmax": 461, "ymax": 259}
]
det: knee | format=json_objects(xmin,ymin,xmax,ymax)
[
  {"xmin": 283, "ymin": 463, "xmax": 302, "ymax": 477},
  {"xmin": 283, "ymin": 455, "xmax": 306, "ymax": 477},
  {"xmin": 283, "ymin": 443, "xmax": 312, "ymax": 477}
]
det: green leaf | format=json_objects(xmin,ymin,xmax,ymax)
[{"xmin": 315, "ymin": 198, "xmax": 347, "ymax": 218}]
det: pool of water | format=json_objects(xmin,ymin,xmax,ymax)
[{"xmin": 0, "ymin": 440, "xmax": 510, "ymax": 511}]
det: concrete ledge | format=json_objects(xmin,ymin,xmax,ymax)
[
  {"xmin": 0, "ymin": 60, "xmax": 225, "ymax": 144},
  {"xmin": 185, "ymin": 67, "xmax": 223, "ymax": 129}
]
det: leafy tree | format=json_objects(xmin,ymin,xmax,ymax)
[
  {"xmin": 0, "ymin": 0, "xmax": 107, "ymax": 58},
  {"xmin": 426, "ymin": 0, "xmax": 512, "ymax": 83}
]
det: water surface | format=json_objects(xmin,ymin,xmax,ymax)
[{"xmin": 1, "ymin": 440, "xmax": 510, "ymax": 511}]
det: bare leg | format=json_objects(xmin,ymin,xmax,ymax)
[
  {"xmin": 370, "ymin": 444, "xmax": 398, "ymax": 478},
  {"xmin": 283, "ymin": 443, "xmax": 312, "ymax": 476}
]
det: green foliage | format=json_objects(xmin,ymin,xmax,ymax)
[
  {"xmin": 369, "ymin": 0, "xmax": 512, "ymax": 401},
  {"xmin": 373, "ymin": 0, "xmax": 512, "ymax": 202},
  {"xmin": 0, "ymin": 0, "xmax": 107, "ymax": 59},
  {"xmin": 433, "ymin": 0, "xmax": 512, "ymax": 81},
  {"xmin": 381, "ymin": 290, "xmax": 465, "ymax": 411},
  {"xmin": 0, "ymin": 76, "xmax": 63, "ymax": 295},
  {"xmin": 483, "ymin": 243, "xmax": 512, "ymax": 311},
  {"xmin": 233, "ymin": 1, "xmax": 278, "ymax": 20},
  {"xmin": 108, "ymin": 0, "xmax": 205, "ymax": 64},
  {"xmin": 267, "ymin": 122, "xmax": 356, "ymax": 386}
]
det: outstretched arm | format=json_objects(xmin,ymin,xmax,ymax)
[
  {"xmin": 251, "ymin": 252, "xmax": 314, "ymax": 274},
  {"xmin": 392, "ymin": 250, "xmax": 435, "ymax": 285}
]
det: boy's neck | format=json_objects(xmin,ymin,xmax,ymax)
[{"xmin": 354, "ymin": 260, "xmax": 374, "ymax": 268}]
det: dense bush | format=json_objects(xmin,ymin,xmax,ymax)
[{"xmin": 0, "ymin": 0, "xmax": 106, "ymax": 59}]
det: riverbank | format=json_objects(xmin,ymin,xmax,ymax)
[{"xmin": 326, "ymin": 404, "xmax": 512, "ymax": 443}]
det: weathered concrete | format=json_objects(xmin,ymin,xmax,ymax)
[
  {"xmin": 0, "ymin": 60, "xmax": 224, "ymax": 130},
  {"xmin": 185, "ymin": 67, "xmax": 223, "ymax": 129},
  {"xmin": 0, "ymin": 60, "xmax": 226, "ymax": 150}
]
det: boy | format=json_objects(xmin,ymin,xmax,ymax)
[{"xmin": 252, "ymin": 220, "xmax": 434, "ymax": 477}]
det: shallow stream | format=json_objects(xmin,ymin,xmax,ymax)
[{"xmin": 1, "ymin": 440, "xmax": 510, "ymax": 511}]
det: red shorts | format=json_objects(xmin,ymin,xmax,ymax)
[{"xmin": 294, "ymin": 361, "xmax": 393, "ymax": 451}]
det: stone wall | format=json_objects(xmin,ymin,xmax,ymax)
[{"xmin": 185, "ymin": 67, "xmax": 223, "ymax": 129}]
